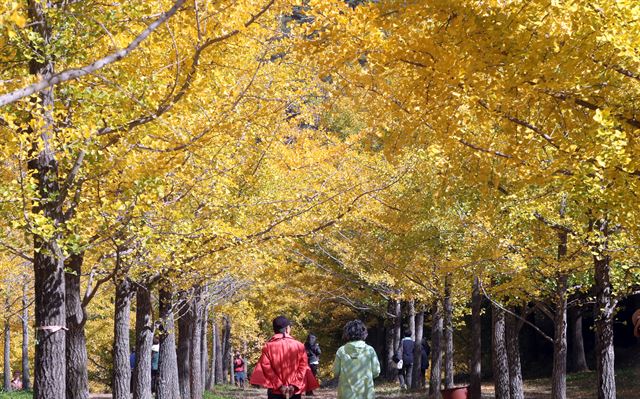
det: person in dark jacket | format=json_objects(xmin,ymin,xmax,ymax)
[
  {"xmin": 420, "ymin": 339, "xmax": 430, "ymax": 387},
  {"xmin": 398, "ymin": 330, "xmax": 415, "ymax": 389},
  {"xmin": 305, "ymin": 334, "xmax": 321, "ymax": 395}
]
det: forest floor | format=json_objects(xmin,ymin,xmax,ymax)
[
  {"xmin": 0, "ymin": 368, "xmax": 637, "ymax": 399},
  {"xmin": 203, "ymin": 367, "xmax": 639, "ymax": 399}
]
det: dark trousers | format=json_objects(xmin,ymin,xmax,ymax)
[
  {"xmin": 309, "ymin": 363, "xmax": 318, "ymax": 376},
  {"xmin": 398, "ymin": 363, "xmax": 413, "ymax": 387},
  {"xmin": 268, "ymin": 390, "xmax": 302, "ymax": 399}
]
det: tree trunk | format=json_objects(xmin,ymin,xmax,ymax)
[
  {"xmin": 27, "ymin": 1, "xmax": 67, "ymax": 396},
  {"xmin": 384, "ymin": 300, "xmax": 397, "ymax": 381},
  {"xmin": 157, "ymin": 289, "xmax": 180, "ymax": 399},
  {"xmin": 411, "ymin": 311, "xmax": 424, "ymax": 389},
  {"xmin": 505, "ymin": 310, "xmax": 523, "ymax": 399},
  {"xmin": 222, "ymin": 315, "xmax": 231, "ymax": 384},
  {"xmin": 594, "ymin": 253, "xmax": 616, "ymax": 399},
  {"xmin": 428, "ymin": 300, "xmax": 443, "ymax": 399},
  {"xmin": 134, "ymin": 285, "xmax": 154, "ymax": 399},
  {"xmin": 112, "ymin": 278, "xmax": 132, "ymax": 399},
  {"xmin": 65, "ymin": 253, "xmax": 89, "ymax": 399},
  {"xmin": 469, "ymin": 277, "xmax": 482, "ymax": 399},
  {"xmin": 492, "ymin": 304, "xmax": 510, "ymax": 399},
  {"xmin": 4, "ymin": 317, "xmax": 11, "ymax": 391},
  {"xmin": 443, "ymin": 277, "xmax": 454, "ymax": 389},
  {"xmin": 177, "ymin": 298, "xmax": 192, "ymax": 398},
  {"xmin": 569, "ymin": 306, "xmax": 589, "ymax": 372},
  {"xmin": 22, "ymin": 277, "xmax": 31, "ymax": 391},
  {"xmin": 201, "ymin": 306, "xmax": 208, "ymax": 391},
  {"xmin": 393, "ymin": 299, "xmax": 402, "ymax": 353},
  {"xmin": 229, "ymin": 345, "xmax": 235, "ymax": 386},
  {"xmin": 408, "ymin": 300, "xmax": 416, "ymax": 340},
  {"xmin": 207, "ymin": 318, "xmax": 217, "ymax": 389},
  {"xmin": 551, "ymin": 275, "xmax": 568, "ymax": 399},
  {"xmin": 214, "ymin": 318, "xmax": 223, "ymax": 385},
  {"xmin": 190, "ymin": 288, "xmax": 203, "ymax": 399}
]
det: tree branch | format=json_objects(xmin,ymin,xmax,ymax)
[
  {"xmin": 95, "ymin": 0, "xmax": 276, "ymax": 137},
  {"xmin": 0, "ymin": 0, "xmax": 187, "ymax": 107}
]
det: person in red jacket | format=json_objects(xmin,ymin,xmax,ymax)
[{"xmin": 250, "ymin": 316, "xmax": 319, "ymax": 399}]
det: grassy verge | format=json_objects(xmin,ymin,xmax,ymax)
[{"xmin": 0, "ymin": 391, "xmax": 33, "ymax": 399}]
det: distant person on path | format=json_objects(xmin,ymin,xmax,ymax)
[
  {"xmin": 10, "ymin": 371, "xmax": 23, "ymax": 390},
  {"xmin": 151, "ymin": 337, "xmax": 160, "ymax": 394},
  {"xmin": 305, "ymin": 334, "xmax": 321, "ymax": 395},
  {"xmin": 334, "ymin": 320, "xmax": 380, "ymax": 399},
  {"xmin": 420, "ymin": 339, "xmax": 430, "ymax": 387},
  {"xmin": 398, "ymin": 330, "xmax": 414, "ymax": 389},
  {"xmin": 129, "ymin": 347, "xmax": 136, "ymax": 393},
  {"xmin": 250, "ymin": 315, "xmax": 319, "ymax": 398},
  {"xmin": 633, "ymin": 309, "xmax": 640, "ymax": 337},
  {"xmin": 234, "ymin": 352, "xmax": 247, "ymax": 389}
]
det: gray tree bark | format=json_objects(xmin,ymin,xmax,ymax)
[
  {"xmin": 594, "ymin": 252, "xmax": 616, "ymax": 399},
  {"xmin": 409, "ymin": 300, "xmax": 416, "ymax": 340},
  {"xmin": 177, "ymin": 298, "xmax": 192, "ymax": 398},
  {"xmin": 65, "ymin": 253, "xmax": 89, "ymax": 399},
  {"xmin": 4, "ymin": 317, "xmax": 11, "ymax": 391},
  {"xmin": 428, "ymin": 300, "xmax": 443, "ymax": 399},
  {"xmin": 214, "ymin": 318, "xmax": 223, "ymax": 384},
  {"xmin": 157, "ymin": 289, "xmax": 180, "ymax": 399},
  {"xmin": 505, "ymin": 310, "xmax": 523, "ymax": 399},
  {"xmin": 492, "ymin": 304, "xmax": 510, "ymax": 399},
  {"xmin": 569, "ymin": 306, "xmax": 589, "ymax": 372},
  {"xmin": 393, "ymin": 300, "xmax": 402, "ymax": 353},
  {"xmin": 22, "ymin": 278, "xmax": 31, "ymax": 391},
  {"xmin": 411, "ymin": 311, "xmax": 424, "ymax": 389},
  {"xmin": 201, "ymin": 306, "xmax": 208, "ymax": 391},
  {"xmin": 222, "ymin": 315, "xmax": 231, "ymax": 384},
  {"xmin": 443, "ymin": 277, "xmax": 454, "ymax": 389},
  {"xmin": 134, "ymin": 285, "xmax": 154, "ymax": 399},
  {"xmin": 112, "ymin": 277, "xmax": 132, "ymax": 399},
  {"xmin": 469, "ymin": 277, "xmax": 482, "ymax": 399},
  {"xmin": 28, "ymin": 1, "xmax": 67, "ymax": 397},
  {"xmin": 384, "ymin": 300, "xmax": 397, "ymax": 381},
  {"xmin": 206, "ymin": 318, "xmax": 217, "ymax": 389},
  {"xmin": 551, "ymin": 275, "xmax": 568, "ymax": 399},
  {"xmin": 190, "ymin": 288, "xmax": 203, "ymax": 399}
]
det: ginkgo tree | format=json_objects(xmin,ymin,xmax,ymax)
[{"xmin": 297, "ymin": 1, "xmax": 640, "ymax": 398}]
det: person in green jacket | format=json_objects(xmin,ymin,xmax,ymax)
[{"xmin": 334, "ymin": 320, "xmax": 381, "ymax": 399}]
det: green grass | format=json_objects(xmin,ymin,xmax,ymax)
[
  {"xmin": 205, "ymin": 385, "xmax": 240, "ymax": 399},
  {"xmin": 0, "ymin": 391, "xmax": 33, "ymax": 399},
  {"xmin": 204, "ymin": 393, "xmax": 231, "ymax": 399}
]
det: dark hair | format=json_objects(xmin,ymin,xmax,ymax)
[
  {"xmin": 306, "ymin": 334, "xmax": 317, "ymax": 346},
  {"xmin": 272, "ymin": 315, "xmax": 291, "ymax": 333},
  {"xmin": 403, "ymin": 330, "xmax": 412, "ymax": 338},
  {"xmin": 343, "ymin": 319, "xmax": 368, "ymax": 342}
]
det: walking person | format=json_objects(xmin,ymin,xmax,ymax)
[
  {"xmin": 398, "ymin": 330, "xmax": 414, "ymax": 389},
  {"xmin": 250, "ymin": 315, "xmax": 319, "ymax": 398},
  {"xmin": 420, "ymin": 338, "xmax": 430, "ymax": 388},
  {"xmin": 334, "ymin": 319, "xmax": 380, "ymax": 399},
  {"xmin": 305, "ymin": 334, "xmax": 321, "ymax": 395},
  {"xmin": 151, "ymin": 337, "xmax": 160, "ymax": 394},
  {"xmin": 10, "ymin": 371, "xmax": 23, "ymax": 391},
  {"xmin": 234, "ymin": 352, "xmax": 247, "ymax": 389},
  {"xmin": 129, "ymin": 347, "xmax": 136, "ymax": 394}
]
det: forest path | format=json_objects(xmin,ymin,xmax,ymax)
[{"xmin": 211, "ymin": 385, "xmax": 495, "ymax": 399}]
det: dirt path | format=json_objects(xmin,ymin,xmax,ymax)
[{"xmin": 210, "ymin": 385, "xmax": 494, "ymax": 399}]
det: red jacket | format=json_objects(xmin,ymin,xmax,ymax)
[{"xmin": 250, "ymin": 333, "xmax": 319, "ymax": 394}]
